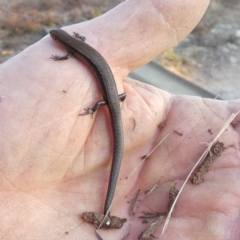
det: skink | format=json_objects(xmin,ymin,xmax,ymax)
[{"xmin": 50, "ymin": 29, "xmax": 125, "ymax": 215}]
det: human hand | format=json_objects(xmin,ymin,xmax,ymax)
[{"xmin": 1, "ymin": 0, "xmax": 239, "ymax": 239}]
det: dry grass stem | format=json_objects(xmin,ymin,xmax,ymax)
[{"xmin": 161, "ymin": 110, "xmax": 240, "ymax": 235}]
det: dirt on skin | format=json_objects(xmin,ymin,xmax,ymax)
[
  {"xmin": 192, "ymin": 141, "xmax": 225, "ymax": 185},
  {"xmin": 82, "ymin": 212, "xmax": 127, "ymax": 229},
  {"xmin": 137, "ymin": 185, "xmax": 178, "ymax": 240}
]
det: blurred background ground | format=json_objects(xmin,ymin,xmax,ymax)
[{"xmin": 0, "ymin": 0, "xmax": 239, "ymax": 99}]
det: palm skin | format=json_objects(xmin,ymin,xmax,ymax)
[{"xmin": 0, "ymin": 0, "xmax": 239, "ymax": 239}]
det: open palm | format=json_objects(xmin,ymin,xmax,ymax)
[{"xmin": 0, "ymin": 0, "xmax": 239, "ymax": 239}]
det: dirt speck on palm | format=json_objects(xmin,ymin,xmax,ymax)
[{"xmin": 192, "ymin": 141, "xmax": 225, "ymax": 184}]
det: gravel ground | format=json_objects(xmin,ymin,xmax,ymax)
[{"xmin": 160, "ymin": 0, "xmax": 240, "ymax": 99}]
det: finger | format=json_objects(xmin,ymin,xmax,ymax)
[{"xmin": 63, "ymin": 0, "xmax": 210, "ymax": 72}]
